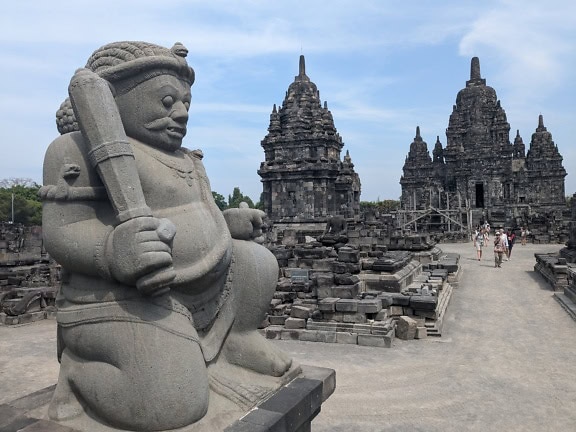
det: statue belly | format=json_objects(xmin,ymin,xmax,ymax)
[{"xmin": 155, "ymin": 203, "xmax": 232, "ymax": 293}]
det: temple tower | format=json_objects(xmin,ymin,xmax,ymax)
[
  {"xmin": 400, "ymin": 126, "xmax": 435, "ymax": 210},
  {"xmin": 400, "ymin": 57, "xmax": 567, "ymax": 231},
  {"xmin": 258, "ymin": 56, "xmax": 360, "ymax": 222}
]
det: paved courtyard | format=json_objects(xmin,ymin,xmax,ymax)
[{"xmin": 1, "ymin": 242, "xmax": 575, "ymax": 431}]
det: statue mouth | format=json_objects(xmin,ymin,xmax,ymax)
[{"xmin": 167, "ymin": 126, "xmax": 186, "ymax": 138}]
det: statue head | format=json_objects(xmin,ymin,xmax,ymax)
[{"xmin": 57, "ymin": 41, "xmax": 195, "ymax": 151}]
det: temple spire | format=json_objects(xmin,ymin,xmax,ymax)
[
  {"xmin": 415, "ymin": 126, "xmax": 422, "ymax": 141},
  {"xmin": 538, "ymin": 114, "xmax": 545, "ymax": 129},
  {"xmin": 466, "ymin": 56, "xmax": 486, "ymax": 86},
  {"xmin": 299, "ymin": 55, "xmax": 306, "ymax": 77},
  {"xmin": 470, "ymin": 57, "xmax": 481, "ymax": 81}
]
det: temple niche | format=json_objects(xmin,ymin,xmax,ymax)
[
  {"xmin": 258, "ymin": 55, "xmax": 361, "ymax": 223},
  {"xmin": 400, "ymin": 57, "xmax": 568, "ymax": 237}
]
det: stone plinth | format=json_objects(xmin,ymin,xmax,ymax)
[
  {"xmin": 0, "ymin": 366, "xmax": 335, "ymax": 432},
  {"xmin": 534, "ymin": 253, "xmax": 569, "ymax": 291}
]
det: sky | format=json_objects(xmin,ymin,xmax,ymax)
[{"xmin": 0, "ymin": 0, "xmax": 575, "ymax": 202}]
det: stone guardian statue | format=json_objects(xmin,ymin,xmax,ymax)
[{"xmin": 41, "ymin": 41, "xmax": 294, "ymax": 431}]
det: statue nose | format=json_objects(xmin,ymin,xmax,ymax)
[{"xmin": 171, "ymin": 101, "xmax": 189, "ymax": 123}]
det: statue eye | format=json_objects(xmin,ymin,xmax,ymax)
[{"xmin": 162, "ymin": 95, "xmax": 175, "ymax": 108}]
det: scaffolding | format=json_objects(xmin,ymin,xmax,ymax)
[{"xmin": 396, "ymin": 190, "xmax": 472, "ymax": 234}]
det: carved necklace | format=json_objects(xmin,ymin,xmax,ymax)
[{"xmin": 136, "ymin": 143, "xmax": 197, "ymax": 187}]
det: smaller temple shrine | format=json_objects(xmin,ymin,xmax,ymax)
[{"xmin": 258, "ymin": 56, "xmax": 361, "ymax": 225}]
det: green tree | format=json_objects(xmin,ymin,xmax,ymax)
[
  {"xmin": 228, "ymin": 187, "xmax": 255, "ymax": 208},
  {"xmin": 360, "ymin": 199, "xmax": 400, "ymax": 214},
  {"xmin": 0, "ymin": 180, "xmax": 42, "ymax": 225},
  {"xmin": 212, "ymin": 191, "xmax": 228, "ymax": 210}
]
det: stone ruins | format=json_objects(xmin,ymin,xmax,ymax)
[
  {"xmin": 258, "ymin": 55, "xmax": 361, "ymax": 224},
  {"xmin": 0, "ymin": 223, "xmax": 59, "ymax": 325},
  {"xmin": 257, "ymin": 56, "xmax": 460, "ymax": 349},
  {"xmin": 399, "ymin": 57, "xmax": 568, "ymax": 241}
]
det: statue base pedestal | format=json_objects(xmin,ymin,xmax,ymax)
[{"xmin": 0, "ymin": 366, "xmax": 335, "ymax": 432}]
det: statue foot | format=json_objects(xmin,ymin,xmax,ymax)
[
  {"xmin": 48, "ymin": 377, "xmax": 84, "ymax": 421},
  {"xmin": 223, "ymin": 330, "xmax": 292, "ymax": 377}
]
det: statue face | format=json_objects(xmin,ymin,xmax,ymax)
[{"xmin": 114, "ymin": 74, "xmax": 191, "ymax": 151}]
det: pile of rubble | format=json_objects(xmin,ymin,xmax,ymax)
[{"xmin": 264, "ymin": 240, "xmax": 459, "ymax": 347}]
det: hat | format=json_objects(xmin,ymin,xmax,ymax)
[{"xmin": 85, "ymin": 41, "xmax": 195, "ymax": 86}]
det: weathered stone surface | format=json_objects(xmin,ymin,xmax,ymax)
[
  {"xmin": 334, "ymin": 273, "xmax": 360, "ymax": 285},
  {"xmin": 318, "ymin": 297, "xmax": 340, "ymax": 312},
  {"xmin": 400, "ymin": 57, "xmax": 567, "ymax": 233},
  {"xmin": 335, "ymin": 299, "xmax": 359, "ymax": 312},
  {"xmin": 41, "ymin": 41, "xmax": 296, "ymax": 432},
  {"xmin": 258, "ymin": 55, "xmax": 360, "ymax": 223},
  {"xmin": 285, "ymin": 317, "xmax": 307, "ymax": 329},
  {"xmin": 358, "ymin": 334, "xmax": 391, "ymax": 348},
  {"xmin": 396, "ymin": 316, "xmax": 418, "ymax": 340},
  {"xmin": 332, "ymin": 283, "xmax": 360, "ymax": 299},
  {"xmin": 415, "ymin": 326, "xmax": 428, "ymax": 339},
  {"xmin": 357, "ymin": 298, "xmax": 382, "ymax": 314},
  {"xmin": 338, "ymin": 247, "xmax": 360, "ymax": 263},
  {"xmin": 336, "ymin": 332, "xmax": 358, "ymax": 344},
  {"xmin": 342, "ymin": 312, "xmax": 367, "ymax": 323},
  {"xmin": 410, "ymin": 295, "xmax": 438, "ymax": 311},
  {"xmin": 291, "ymin": 305, "xmax": 311, "ymax": 319}
]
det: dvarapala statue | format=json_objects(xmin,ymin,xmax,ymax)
[{"xmin": 41, "ymin": 41, "xmax": 294, "ymax": 431}]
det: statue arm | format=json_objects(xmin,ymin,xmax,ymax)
[{"xmin": 42, "ymin": 133, "xmax": 116, "ymax": 278}]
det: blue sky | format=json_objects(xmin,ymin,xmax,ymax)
[{"xmin": 1, "ymin": 0, "xmax": 574, "ymax": 202}]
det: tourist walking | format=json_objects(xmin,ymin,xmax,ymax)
[
  {"xmin": 520, "ymin": 227, "xmax": 528, "ymax": 246},
  {"xmin": 500, "ymin": 229, "xmax": 509, "ymax": 261},
  {"xmin": 473, "ymin": 227, "xmax": 487, "ymax": 261},
  {"xmin": 507, "ymin": 229, "xmax": 516, "ymax": 259},
  {"xmin": 493, "ymin": 229, "xmax": 506, "ymax": 267}
]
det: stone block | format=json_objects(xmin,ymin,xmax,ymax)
[
  {"xmin": 410, "ymin": 295, "xmax": 438, "ymax": 311},
  {"xmin": 335, "ymin": 299, "xmax": 358, "ymax": 312},
  {"xmin": 264, "ymin": 326, "xmax": 284, "ymax": 339},
  {"xmin": 334, "ymin": 273, "xmax": 360, "ymax": 285},
  {"xmin": 332, "ymin": 283, "xmax": 360, "ymax": 299},
  {"xmin": 315, "ymin": 272, "xmax": 335, "ymax": 288},
  {"xmin": 352, "ymin": 323, "xmax": 372, "ymax": 335},
  {"xmin": 318, "ymin": 298, "xmax": 339, "ymax": 312},
  {"xmin": 389, "ymin": 305, "xmax": 404, "ymax": 316},
  {"xmin": 331, "ymin": 261, "xmax": 348, "ymax": 274},
  {"xmin": 338, "ymin": 247, "xmax": 359, "ymax": 263},
  {"xmin": 312, "ymin": 258, "xmax": 336, "ymax": 271},
  {"xmin": 415, "ymin": 327, "xmax": 428, "ymax": 339},
  {"xmin": 357, "ymin": 299, "xmax": 382, "ymax": 314},
  {"xmin": 281, "ymin": 329, "xmax": 302, "ymax": 340},
  {"xmin": 374, "ymin": 309, "xmax": 389, "ymax": 321},
  {"xmin": 403, "ymin": 307, "xmax": 414, "ymax": 316},
  {"xmin": 306, "ymin": 320, "xmax": 336, "ymax": 331},
  {"xmin": 299, "ymin": 330, "xmax": 336, "ymax": 343},
  {"xmin": 321, "ymin": 311, "xmax": 343, "ymax": 322},
  {"xmin": 285, "ymin": 317, "xmax": 307, "ymax": 329},
  {"xmin": 336, "ymin": 332, "xmax": 358, "ymax": 344},
  {"xmin": 378, "ymin": 295, "xmax": 394, "ymax": 308},
  {"xmin": 291, "ymin": 305, "xmax": 311, "ymax": 320},
  {"xmin": 336, "ymin": 322, "xmax": 354, "ymax": 332},
  {"xmin": 388, "ymin": 292, "xmax": 411, "ymax": 306},
  {"xmin": 316, "ymin": 286, "xmax": 333, "ymax": 299},
  {"xmin": 357, "ymin": 334, "xmax": 391, "ymax": 348},
  {"xmin": 396, "ymin": 315, "xmax": 418, "ymax": 340},
  {"xmin": 342, "ymin": 312, "xmax": 367, "ymax": 323},
  {"xmin": 268, "ymin": 315, "xmax": 288, "ymax": 326}
]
